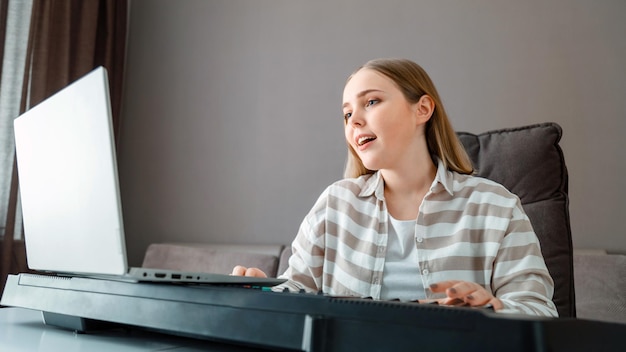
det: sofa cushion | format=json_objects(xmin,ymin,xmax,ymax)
[
  {"xmin": 457, "ymin": 122, "xmax": 574, "ymax": 317},
  {"xmin": 574, "ymin": 254, "xmax": 626, "ymax": 324},
  {"xmin": 142, "ymin": 243, "xmax": 283, "ymax": 277}
]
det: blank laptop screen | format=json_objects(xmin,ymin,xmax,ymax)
[{"xmin": 13, "ymin": 67, "xmax": 128, "ymax": 276}]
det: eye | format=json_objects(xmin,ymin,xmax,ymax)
[
  {"xmin": 343, "ymin": 112, "xmax": 352, "ymax": 120},
  {"xmin": 365, "ymin": 99, "xmax": 379, "ymax": 108}
]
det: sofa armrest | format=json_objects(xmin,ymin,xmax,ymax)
[
  {"xmin": 574, "ymin": 253, "xmax": 626, "ymax": 324},
  {"xmin": 142, "ymin": 243, "xmax": 285, "ymax": 277}
]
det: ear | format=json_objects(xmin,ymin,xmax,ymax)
[{"xmin": 414, "ymin": 95, "xmax": 435, "ymax": 124}]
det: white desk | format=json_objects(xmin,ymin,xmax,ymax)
[{"xmin": 0, "ymin": 307, "xmax": 256, "ymax": 351}]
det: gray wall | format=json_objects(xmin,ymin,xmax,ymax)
[{"xmin": 119, "ymin": 0, "xmax": 626, "ymax": 266}]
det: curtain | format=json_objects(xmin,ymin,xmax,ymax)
[
  {"xmin": 0, "ymin": 0, "xmax": 128, "ymax": 296},
  {"xmin": 25, "ymin": 0, "xmax": 127, "ymax": 130},
  {"xmin": 0, "ymin": 0, "xmax": 34, "ymax": 300}
]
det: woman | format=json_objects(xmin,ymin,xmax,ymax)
[{"xmin": 233, "ymin": 58, "xmax": 557, "ymax": 317}]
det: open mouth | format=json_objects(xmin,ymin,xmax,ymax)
[{"xmin": 357, "ymin": 135, "xmax": 377, "ymax": 147}]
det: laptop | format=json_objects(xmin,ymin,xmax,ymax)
[{"xmin": 13, "ymin": 66, "xmax": 285, "ymax": 287}]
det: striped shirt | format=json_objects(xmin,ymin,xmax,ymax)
[{"xmin": 277, "ymin": 160, "xmax": 558, "ymax": 317}]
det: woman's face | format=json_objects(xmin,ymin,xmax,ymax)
[{"xmin": 342, "ymin": 68, "xmax": 424, "ymax": 172}]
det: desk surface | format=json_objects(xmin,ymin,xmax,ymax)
[{"xmin": 0, "ymin": 307, "xmax": 257, "ymax": 352}]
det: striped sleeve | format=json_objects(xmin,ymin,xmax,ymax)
[
  {"xmin": 276, "ymin": 176, "xmax": 383, "ymax": 297},
  {"xmin": 275, "ymin": 188, "xmax": 329, "ymax": 294},
  {"xmin": 491, "ymin": 198, "xmax": 558, "ymax": 316}
]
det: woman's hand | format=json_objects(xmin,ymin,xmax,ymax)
[
  {"xmin": 230, "ymin": 265, "xmax": 268, "ymax": 278},
  {"xmin": 427, "ymin": 280, "xmax": 503, "ymax": 310}
]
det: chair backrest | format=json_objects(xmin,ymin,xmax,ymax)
[{"xmin": 457, "ymin": 122, "xmax": 575, "ymax": 317}]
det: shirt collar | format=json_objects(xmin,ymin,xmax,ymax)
[
  {"xmin": 432, "ymin": 158, "xmax": 455, "ymax": 196},
  {"xmin": 359, "ymin": 158, "xmax": 454, "ymax": 199}
]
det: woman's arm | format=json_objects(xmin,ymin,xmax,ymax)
[{"xmin": 488, "ymin": 200, "xmax": 558, "ymax": 316}]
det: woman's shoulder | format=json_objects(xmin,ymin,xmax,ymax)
[
  {"xmin": 321, "ymin": 173, "xmax": 378, "ymax": 199},
  {"xmin": 450, "ymin": 171, "xmax": 520, "ymax": 201},
  {"xmin": 332, "ymin": 173, "xmax": 375, "ymax": 187},
  {"xmin": 305, "ymin": 174, "xmax": 378, "ymax": 216}
]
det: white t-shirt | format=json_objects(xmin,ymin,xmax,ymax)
[{"xmin": 379, "ymin": 215, "xmax": 425, "ymax": 301}]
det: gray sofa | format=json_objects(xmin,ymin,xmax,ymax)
[
  {"xmin": 573, "ymin": 251, "xmax": 626, "ymax": 324},
  {"xmin": 142, "ymin": 123, "xmax": 626, "ymax": 324}
]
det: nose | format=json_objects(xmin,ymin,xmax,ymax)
[{"xmin": 349, "ymin": 107, "xmax": 364, "ymax": 127}]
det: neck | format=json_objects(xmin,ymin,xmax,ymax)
[
  {"xmin": 381, "ymin": 154, "xmax": 437, "ymax": 196},
  {"xmin": 380, "ymin": 153, "xmax": 437, "ymax": 220}
]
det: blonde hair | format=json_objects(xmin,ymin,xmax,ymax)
[{"xmin": 343, "ymin": 58, "xmax": 474, "ymax": 178}]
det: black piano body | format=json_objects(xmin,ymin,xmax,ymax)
[{"xmin": 1, "ymin": 273, "xmax": 624, "ymax": 351}]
